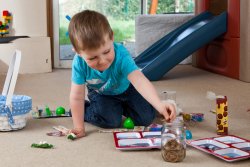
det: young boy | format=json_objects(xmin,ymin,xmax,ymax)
[{"xmin": 68, "ymin": 10, "xmax": 176, "ymax": 138}]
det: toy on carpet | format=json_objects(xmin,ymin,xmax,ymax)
[
  {"xmin": 32, "ymin": 105, "xmax": 70, "ymax": 118},
  {"xmin": 185, "ymin": 129, "xmax": 192, "ymax": 140},
  {"xmin": 98, "ymin": 122, "xmax": 162, "ymax": 133},
  {"xmin": 123, "ymin": 117, "xmax": 134, "ymax": 129},
  {"xmin": 50, "ymin": 125, "xmax": 77, "ymax": 140},
  {"xmin": 67, "ymin": 133, "xmax": 77, "ymax": 140},
  {"xmin": 113, "ymin": 131, "xmax": 161, "ymax": 150},
  {"xmin": 207, "ymin": 91, "xmax": 228, "ymax": 135},
  {"xmin": 46, "ymin": 131, "xmax": 64, "ymax": 137},
  {"xmin": 0, "ymin": 10, "xmax": 12, "ymax": 37},
  {"xmin": 215, "ymin": 96, "xmax": 228, "ymax": 135},
  {"xmin": 188, "ymin": 135, "xmax": 250, "ymax": 162},
  {"xmin": 31, "ymin": 141, "xmax": 54, "ymax": 149},
  {"xmin": 99, "ymin": 117, "xmax": 193, "ymax": 139},
  {"xmin": 56, "ymin": 106, "xmax": 66, "ymax": 115},
  {"xmin": 181, "ymin": 113, "xmax": 204, "ymax": 127}
]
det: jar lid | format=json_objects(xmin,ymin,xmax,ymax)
[{"xmin": 163, "ymin": 117, "xmax": 184, "ymax": 127}]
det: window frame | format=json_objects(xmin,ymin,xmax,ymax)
[{"xmin": 52, "ymin": 0, "xmax": 147, "ymax": 68}]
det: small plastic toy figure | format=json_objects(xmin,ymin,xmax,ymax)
[
  {"xmin": 185, "ymin": 129, "xmax": 192, "ymax": 140},
  {"xmin": 45, "ymin": 106, "xmax": 52, "ymax": 116},
  {"xmin": 123, "ymin": 117, "xmax": 135, "ymax": 129},
  {"xmin": 32, "ymin": 106, "xmax": 70, "ymax": 118},
  {"xmin": 182, "ymin": 113, "xmax": 204, "ymax": 123}
]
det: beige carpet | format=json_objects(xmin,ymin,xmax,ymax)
[{"xmin": 0, "ymin": 65, "xmax": 249, "ymax": 167}]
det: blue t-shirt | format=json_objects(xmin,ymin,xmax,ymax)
[{"xmin": 72, "ymin": 43, "xmax": 139, "ymax": 95}]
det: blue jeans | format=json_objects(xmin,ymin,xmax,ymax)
[{"xmin": 84, "ymin": 84, "xmax": 156, "ymax": 128}]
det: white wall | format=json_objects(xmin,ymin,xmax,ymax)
[
  {"xmin": 240, "ymin": 0, "xmax": 250, "ymax": 82},
  {"xmin": 0, "ymin": 0, "xmax": 47, "ymax": 36}
]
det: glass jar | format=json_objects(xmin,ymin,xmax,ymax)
[
  {"xmin": 160, "ymin": 91, "xmax": 176, "ymax": 103},
  {"xmin": 161, "ymin": 119, "xmax": 186, "ymax": 162}
]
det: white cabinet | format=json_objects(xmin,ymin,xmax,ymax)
[
  {"xmin": 0, "ymin": 0, "xmax": 52, "ymax": 74},
  {"xmin": 0, "ymin": 37, "xmax": 52, "ymax": 74}
]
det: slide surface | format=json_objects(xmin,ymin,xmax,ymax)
[{"xmin": 135, "ymin": 11, "xmax": 227, "ymax": 81}]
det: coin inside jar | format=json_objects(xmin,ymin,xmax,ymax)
[{"xmin": 161, "ymin": 139, "xmax": 186, "ymax": 162}]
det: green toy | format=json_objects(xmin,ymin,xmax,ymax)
[
  {"xmin": 31, "ymin": 141, "xmax": 54, "ymax": 149},
  {"xmin": 123, "ymin": 117, "xmax": 135, "ymax": 129},
  {"xmin": 45, "ymin": 106, "xmax": 52, "ymax": 116},
  {"xmin": 67, "ymin": 133, "xmax": 77, "ymax": 140},
  {"xmin": 32, "ymin": 106, "xmax": 70, "ymax": 119},
  {"xmin": 56, "ymin": 106, "xmax": 66, "ymax": 115}
]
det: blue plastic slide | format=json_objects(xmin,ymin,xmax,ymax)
[{"xmin": 135, "ymin": 11, "xmax": 227, "ymax": 81}]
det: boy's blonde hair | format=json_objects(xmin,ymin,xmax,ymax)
[{"xmin": 68, "ymin": 10, "xmax": 113, "ymax": 53}]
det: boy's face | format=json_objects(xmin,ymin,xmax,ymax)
[{"xmin": 78, "ymin": 35, "xmax": 115, "ymax": 72}]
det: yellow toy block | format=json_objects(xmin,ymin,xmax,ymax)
[{"xmin": 216, "ymin": 96, "xmax": 228, "ymax": 135}]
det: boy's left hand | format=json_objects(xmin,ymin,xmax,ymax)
[{"xmin": 158, "ymin": 102, "xmax": 176, "ymax": 122}]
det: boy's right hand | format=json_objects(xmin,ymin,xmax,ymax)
[
  {"xmin": 70, "ymin": 127, "xmax": 86, "ymax": 138},
  {"xmin": 159, "ymin": 101, "xmax": 176, "ymax": 122}
]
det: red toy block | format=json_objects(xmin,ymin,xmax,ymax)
[{"xmin": 3, "ymin": 10, "xmax": 9, "ymax": 16}]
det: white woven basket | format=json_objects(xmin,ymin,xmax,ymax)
[
  {"xmin": 0, "ymin": 113, "xmax": 29, "ymax": 131},
  {"xmin": 0, "ymin": 50, "xmax": 32, "ymax": 131}
]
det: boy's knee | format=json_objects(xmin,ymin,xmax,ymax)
[
  {"xmin": 142, "ymin": 114, "xmax": 155, "ymax": 126},
  {"xmin": 136, "ymin": 109, "xmax": 156, "ymax": 126},
  {"xmin": 111, "ymin": 121, "xmax": 122, "ymax": 128},
  {"xmin": 102, "ymin": 119, "xmax": 122, "ymax": 128}
]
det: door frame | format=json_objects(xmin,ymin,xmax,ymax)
[{"xmin": 52, "ymin": 0, "xmax": 72, "ymax": 68}]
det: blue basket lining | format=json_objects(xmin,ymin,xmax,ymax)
[
  {"xmin": 0, "ymin": 95, "xmax": 32, "ymax": 116},
  {"xmin": 0, "ymin": 95, "xmax": 31, "ymax": 102}
]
